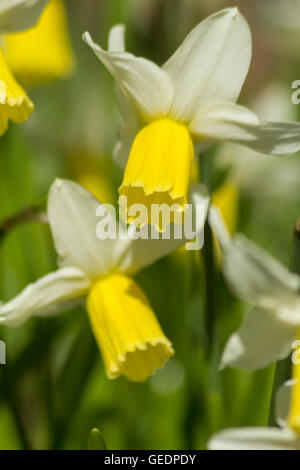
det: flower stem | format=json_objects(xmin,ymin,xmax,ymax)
[
  {"xmin": 0, "ymin": 200, "xmax": 48, "ymax": 244},
  {"xmin": 202, "ymin": 221, "xmax": 217, "ymax": 356},
  {"xmin": 199, "ymin": 150, "xmax": 217, "ymax": 356},
  {"xmin": 1, "ymin": 367, "xmax": 31, "ymax": 450},
  {"xmin": 290, "ymin": 220, "xmax": 300, "ymax": 276},
  {"xmin": 268, "ymin": 220, "xmax": 300, "ymax": 426},
  {"xmin": 268, "ymin": 357, "xmax": 292, "ymax": 426}
]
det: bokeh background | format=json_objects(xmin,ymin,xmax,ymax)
[{"xmin": 0, "ymin": 0, "xmax": 299, "ymax": 449}]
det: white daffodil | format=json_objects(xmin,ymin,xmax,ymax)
[
  {"xmin": 0, "ymin": 179, "xmax": 208, "ymax": 382},
  {"xmin": 208, "ymin": 359, "xmax": 300, "ymax": 450},
  {"xmin": 83, "ymin": 8, "xmax": 300, "ymax": 227},
  {"xmin": 209, "ymin": 206, "xmax": 300, "ymax": 371},
  {"xmin": 216, "ymin": 82, "xmax": 300, "ymax": 197}
]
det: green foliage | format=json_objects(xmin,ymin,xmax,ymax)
[
  {"xmin": 0, "ymin": 0, "xmax": 299, "ymax": 450},
  {"xmin": 88, "ymin": 428, "xmax": 107, "ymax": 450}
]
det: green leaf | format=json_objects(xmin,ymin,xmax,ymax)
[{"xmin": 88, "ymin": 428, "xmax": 107, "ymax": 450}]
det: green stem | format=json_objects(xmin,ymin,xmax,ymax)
[
  {"xmin": 51, "ymin": 318, "xmax": 98, "ymax": 449},
  {"xmin": 290, "ymin": 220, "xmax": 300, "ymax": 276},
  {"xmin": 0, "ymin": 200, "xmax": 47, "ymax": 244},
  {"xmin": 268, "ymin": 357, "xmax": 291, "ymax": 426},
  {"xmin": 199, "ymin": 150, "xmax": 217, "ymax": 357},
  {"xmin": 1, "ymin": 367, "xmax": 31, "ymax": 450},
  {"xmin": 202, "ymin": 222, "xmax": 217, "ymax": 356},
  {"xmin": 268, "ymin": 220, "xmax": 300, "ymax": 426},
  {"xmin": 199, "ymin": 151, "xmax": 224, "ymax": 440}
]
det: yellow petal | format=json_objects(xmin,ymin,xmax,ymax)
[
  {"xmin": 68, "ymin": 153, "xmax": 114, "ymax": 205},
  {"xmin": 0, "ymin": 47, "xmax": 33, "ymax": 136},
  {"xmin": 77, "ymin": 171, "xmax": 113, "ymax": 205},
  {"xmin": 288, "ymin": 329, "xmax": 300, "ymax": 435},
  {"xmin": 87, "ymin": 274, "xmax": 174, "ymax": 382},
  {"xmin": 211, "ymin": 180, "xmax": 239, "ymax": 265},
  {"xmin": 212, "ymin": 180, "xmax": 238, "ymax": 236},
  {"xmin": 5, "ymin": 0, "xmax": 74, "ymax": 87},
  {"xmin": 118, "ymin": 118, "xmax": 194, "ymax": 230}
]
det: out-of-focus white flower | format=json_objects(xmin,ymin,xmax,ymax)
[
  {"xmin": 208, "ymin": 368, "xmax": 300, "ymax": 449},
  {"xmin": 254, "ymin": 0, "xmax": 300, "ymax": 59},
  {"xmin": 83, "ymin": 9, "xmax": 300, "ymax": 227},
  {"xmin": 209, "ymin": 206, "xmax": 300, "ymax": 370},
  {"xmin": 255, "ymin": 0, "xmax": 300, "ymax": 32},
  {"xmin": 216, "ymin": 83, "xmax": 300, "ymax": 198},
  {"xmin": 0, "ymin": 0, "xmax": 49, "ymax": 33},
  {"xmin": 0, "ymin": 179, "xmax": 208, "ymax": 382}
]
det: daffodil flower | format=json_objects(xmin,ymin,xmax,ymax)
[
  {"xmin": 209, "ymin": 206, "xmax": 300, "ymax": 371},
  {"xmin": 0, "ymin": 0, "xmax": 50, "ymax": 135},
  {"xmin": 0, "ymin": 179, "xmax": 208, "ymax": 382},
  {"xmin": 83, "ymin": 8, "xmax": 300, "ymax": 227},
  {"xmin": 0, "ymin": 46, "xmax": 33, "ymax": 134},
  {"xmin": 5, "ymin": 0, "xmax": 74, "ymax": 87},
  {"xmin": 208, "ymin": 358, "xmax": 300, "ymax": 450}
]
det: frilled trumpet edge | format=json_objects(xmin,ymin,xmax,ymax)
[
  {"xmin": 87, "ymin": 273, "xmax": 174, "ymax": 382},
  {"xmin": 0, "ymin": 48, "xmax": 33, "ymax": 134}
]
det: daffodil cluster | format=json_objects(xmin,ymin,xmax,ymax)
[{"xmin": 1, "ymin": 5, "xmax": 300, "ymax": 403}]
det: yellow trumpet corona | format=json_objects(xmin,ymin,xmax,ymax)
[
  {"xmin": 5, "ymin": 0, "xmax": 74, "ymax": 87},
  {"xmin": 87, "ymin": 274, "xmax": 174, "ymax": 382},
  {"xmin": 0, "ymin": 48, "xmax": 33, "ymax": 135},
  {"xmin": 118, "ymin": 119, "xmax": 194, "ymax": 229},
  {"xmin": 288, "ymin": 330, "xmax": 300, "ymax": 435}
]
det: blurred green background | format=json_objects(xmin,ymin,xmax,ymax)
[{"xmin": 0, "ymin": 0, "xmax": 299, "ymax": 449}]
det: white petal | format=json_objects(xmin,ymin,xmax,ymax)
[
  {"xmin": 221, "ymin": 307, "xmax": 296, "ymax": 370},
  {"xmin": 108, "ymin": 24, "xmax": 125, "ymax": 52},
  {"xmin": 109, "ymin": 24, "xmax": 141, "ymax": 134},
  {"xmin": 190, "ymin": 102, "xmax": 300, "ymax": 156},
  {"xmin": 113, "ymin": 129, "xmax": 136, "ymax": 169},
  {"xmin": 114, "ymin": 86, "xmax": 142, "ymax": 169},
  {"xmin": 109, "ymin": 26, "xmax": 142, "ymax": 169},
  {"xmin": 0, "ymin": 267, "xmax": 90, "ymax": 326},
  {"xmin": 208, "ymin": 205, "xmax": 231, "ymax": 250},
  {"xmin": 208, "ymin": 427, "xmax": 300, "ymax": 450},
  {"xmin": 0, "ymin": 0, "xmax": 49, "ymax": 33},
  {"xmin": 222, "ymin": 235, "xmax": 300, "ymax": 309},
  {"xmin": 276, "ymin": 380, "xmax": 296, "ymax": 428},
  {"xmin": 48, "ymin": 179, "xmax": 129, "ymax": 279},
  {"xmin": 209, "ymin": 207, "xmax": 300, "ymax": 310},
  {"xmin": 163, "ymin": 8, "xmax": 251, "ymax": 122},
  {"xmin": 117, "ymin": 184, "xmax": 209, "ymax": 275},
  {"xmin": 83, "ymin": 31, "xmax": 173, "ymax": 122},
  {"xmin": 190, "ymin": 102, "xmax": 259, "ymax": 140}
]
